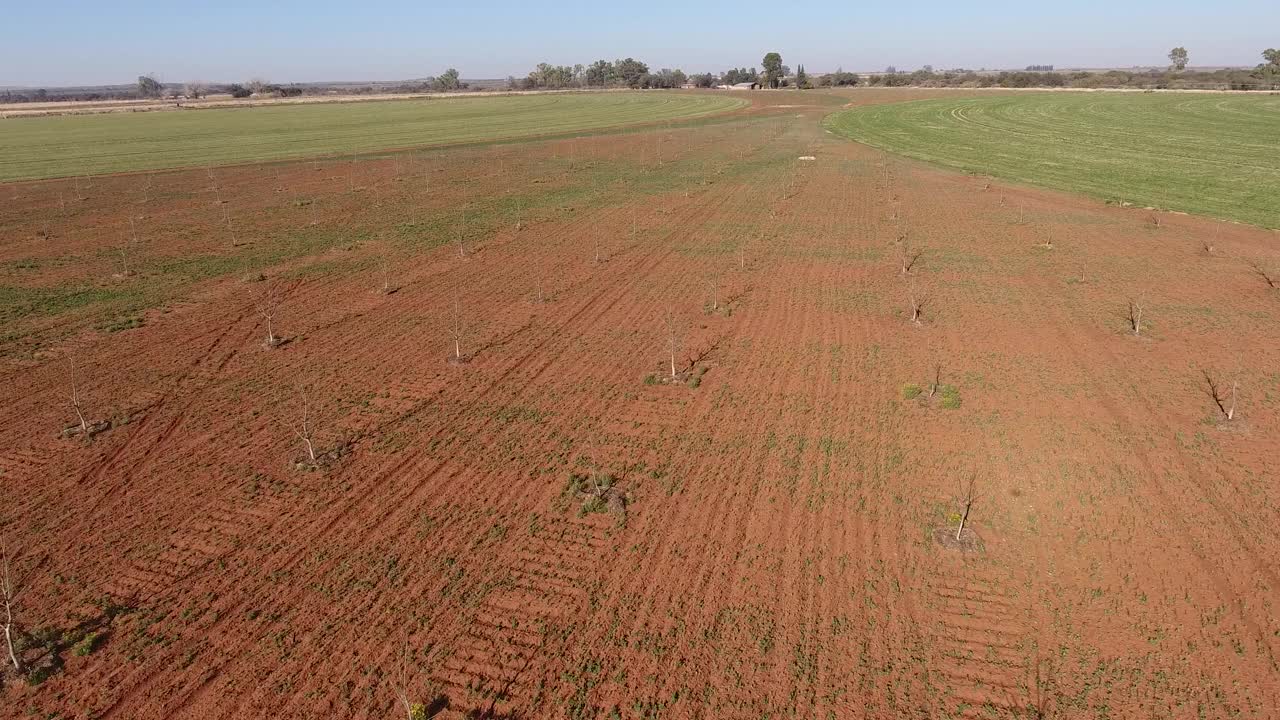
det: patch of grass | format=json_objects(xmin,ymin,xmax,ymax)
[
  {"xmin": 72, "ymin": 631, "xmax": 104, "ymax": 657},
  {"xmin": 901, "ymin": 383, "xmax": 923, "ymax": 400},
  {"xmin": 99, "ymin": 315, "xmax": 145, "ymax": 333},
  {"xmin": 938, "ymin": 384, "xmax": 963, "ymax": 409},
  {"xmin": 825, "ymin": 93, "xmax": 1280, "ymax": 228},
  {"xmin": 687, "ymin": 366, "xmax": 708, "ymax": 388}
]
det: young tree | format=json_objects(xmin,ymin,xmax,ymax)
[
  {"xmin": 455, "ymin": 213, "xmax": 468, "ymax": 258},
  {"xmin": 62, "ymin": 356, "xmax": 90, "ymax": 436},
  {"xmin": 899, "ymin": 240, "xmax": 923, "ymax": 275},
  {"xmin": 955, "ymin": 475, "xmax": 978, "ymax": 542},
  {"xmin": 1, "ymin": 539, "xmax": 21, "ymax": 675},
  {"xmin": 1202, "ymin": 369, "xmax": 1239, "ymax": 422},
  {"xmin": 929, "ymin": 363, "xmax": 943, "ymax": 400},
  {"xmin": 255, "ymin": 282, "xmax": 283, "ymax": 348},
  {"xmin": 448, "ymin": 298, "xmax": 466, "ymax": 362},
  {"xmin": 378, "ymin": 256, "xmax": 395, "ymax": 295},
  {"xmin": 115, "ymin": 219, "xmax": 139, "ymax": 277},
  {"xmin": 391, "ymin": 644, "xmax": 424, "ymax": 720},
  {"xmin": 795, "ymin": 64, "xmax": 809, "ymax": 89},
  {"xmin": 289, "ymin": 385, "xmax": 319, "ymax": 464},
  {"xmin": 662, "ymin": 306, "xmax": 684, "ymax": 380},
  {"xmin": 908, "ymin": 280, "xmax": 927, "ymax": 325},
  {"xmin": 1247, "ymin": 259, "xmax": 1277, "ymax": 289},
  {"xmin": 1168, "ymin": 47, "xmax": 1189, "ymax": 71},
  {"xmin": 1127, "ymin": 294, "xmax": 1145, "ymax": 337}
]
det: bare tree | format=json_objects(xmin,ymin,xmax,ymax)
[
  {"xmin": 1127, "ymin": 294, "xmax": 1145, "ymax": 337},
  {"xmin": 1202, "ymin": 227, "xmax": 1218, "ymax": 255},
  {"xmin": 221, "ymin": 204, "xmax": 239, "ymax": 247},
  {"xmin": 899, "ymin": 241, "xmax": 923, "ymax": 275},
  {"xmin": 255, "ymin": 282, "xmax": 283, "ymax": 348},
  {"xmin": 455, "ymin": 215, "xmax": 467, "ymax": 259},
  {"xmin": 1247, "ymin": 259, "xmax": 1277, "ymax": 289},
  {"xmin": 114, "ymin": 218, "xmax": 141, "ymax": 277},
  {"xmin": 662, "ymin": 306, "xmax": 684, "ymax": 380},
  {"xmin": 928, "ymin": 363, "xmax": 943, "ymax": 400},
  {"xmin": 1, "ymin": 539, "xmax": 21, "ymax": 675},
  {"xmin": 183, "ymin": 80, "xmax": 208, "ymax": 99},
  {"xmin": 1202, "ymin": 369, "xmax": 1239, "ymax": 422},
  {"xmin": 377, "ymin": 253, "xmax": 396, "ymax": 295},
  {"xmin": 247, "ymin": 77, "xmax": 270, "ymax": 95},
  {"xmin": 61, "ymin": 356, "xmax": 90, "ymax": 436},
  {"xmin": 391, "ymin": 645, "xmax": 420, "ymax": 720},
  {"xmin": 288, "ymin": 385, "xmax": 319, "ymax": 464},
  {"xmin": 955, "ymin": 475, "xmax": 978, "ymax": 542},
  {"xmin": 908, "ymin": 280, "xmax": 927, "ymax": 325},
  {"xmin": 708, "ymin": 276, "xmax": 719, "ymax": 312}
]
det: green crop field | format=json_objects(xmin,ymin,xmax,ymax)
[
  {"xmin": 824, "ymin": 92, "xmax": 1280, "ymax": 228},
  {"xmin": 0, "ymin": 92, "xmax": 745, "ymax": 182}
]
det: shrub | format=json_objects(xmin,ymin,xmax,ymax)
[
  {"xmin": 410, "ymin": 703, "xmax": 428, "ymax": 720},
  {"xmin": 901, "ymin": 383, "xmax": 923, "ymax": 400}
]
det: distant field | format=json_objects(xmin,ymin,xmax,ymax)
[
  {"xmin": 0, "ymin": 92, "xmax": 745, "ymax": 181},
  {"xmin": 824, "ymin": 92, "xmax": 1280, "ymax": 228}
]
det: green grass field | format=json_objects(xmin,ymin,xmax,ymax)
[
  {"xmin": 0, "ymin": 92, "xmax": 745, "ymax": 182},
  {"xmin": 824, "ymin": 92, "xmax": 1280, "ymax": 228}
]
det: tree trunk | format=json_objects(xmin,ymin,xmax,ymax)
[{"xmin": 3, "ymin": 621, "xmax": 19, "ymax": 673}]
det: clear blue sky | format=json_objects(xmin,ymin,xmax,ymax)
[{"xmin": 2, "ymin": 0, "xmax": 1274, "ymax": 87}]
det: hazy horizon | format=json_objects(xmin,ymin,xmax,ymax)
[{"xmin": 3, "ymin": 0, "xmax": 1274, "ymax": 87}]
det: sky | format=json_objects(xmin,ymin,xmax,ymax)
[{"xmin": 2, "ymin": 0, "xmax": 1275, "ymax": 87}]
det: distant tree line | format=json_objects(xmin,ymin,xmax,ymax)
[
  {"xmin": 4, "ymin": 49, "xmax": 1277, "ymax": 105},
  {"xmin": 505, "ymin": 59, "xmax": 689, "ymax": 90},
  {"xmin": 862, "ymin": 50, "xmax": 1280, "ymax": 91}
]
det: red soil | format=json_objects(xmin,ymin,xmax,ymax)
[{"xmin": 1, "ymin": 90, "xmax": 1277, "ymax": 719}]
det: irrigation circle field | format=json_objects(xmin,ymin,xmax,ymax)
[
  {"xmin": 825, "ymin": 92, "xmax": 1280, "ymax": 227},
  {"xmin": 0, "ymin": 92, "xmax": 746, "ymax": 182}
]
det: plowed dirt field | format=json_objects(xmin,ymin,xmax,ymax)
[{"xmin": 2, "ymin": 89, "xmax": 1277, "ymax": 719}]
